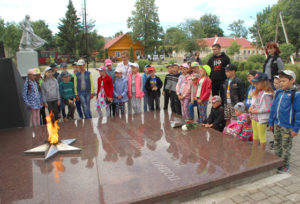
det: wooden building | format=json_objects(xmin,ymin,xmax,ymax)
[{"xmin": 104, "ymin": 33, "xmax": 145, "ymax": 61}]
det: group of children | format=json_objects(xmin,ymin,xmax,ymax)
[{"xmin": 23, "ymin": 59, "xmax": 299, "ymax": 172}]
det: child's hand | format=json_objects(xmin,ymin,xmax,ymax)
[
  {"xmin": 68, "ymin": 99, "xmax": 74, "ymax": 104},
  {"xmin": 193, "ymin": 97, "xmax": 197, "ymax": 101},
  {"xmin": 57, "ymin": 100, "xmax": 60, "ymax": 106},
  {"xmin": 73, "ymin": 98, "xmax": 76, "ymax": 103},
  {"xmin": 197, "ymin": 99, "xmax": 202, "ymax": 103},
  {"xmin": 76, "ymin": 96, "xmax": 79, "ymax": 101},
  {"xmin": 162, "ymin": 91, "xmax": 165, "ymax": 96},
  {"xmin": 44, "ymin": 103, "xmax": 48, "ymax": 108},
  {"xmin": 291, "ymin": 131, "xmax": 298, "ymax": 137},
  {"xmin": 251, "ymin": 109, "xmax": 258, "ymax": 114},
  {"xmin": 249, "ymin": 107, "xmax": 253, "ymax": 113},
  {"xmin": 90, "ymin": 94, "xmax": 94, "ymax": 99}
]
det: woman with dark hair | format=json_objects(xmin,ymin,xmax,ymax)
[{"xmin": 263, "ymin": 42, "xmax": 284, "ymax": 88}]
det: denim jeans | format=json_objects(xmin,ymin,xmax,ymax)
[
  {"xmin": 144, "ymin": 93, "xmax": 150, "ymax": 112},
  {"xmin": 75, "ymin": 100, "xmax": 83, "ymax": 119},
  {"xmin": 78, "ymin": 92, "xmax": 92, "ymax": 119},
  {"xmin": 188, "ymin": 101, "xmax": 198, "ymax": 120}
]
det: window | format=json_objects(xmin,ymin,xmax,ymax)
[
  {"xmin": 244, "ymin": 50, "xmax": 246, "ymax": 54},
  {"xmin": 136, "ymin": 50, "xmax": 141, "ymax": 57},
  {"xmin": 248, "ymin": 50, "xmax": 251, "ymax": 54},
  {"xmin": 252, "ymin": 50, "xmax": 256, "ymax": 54},
  {"xmin": 115, "ymin": 51, "xmax": 120, "ymax": 57}
]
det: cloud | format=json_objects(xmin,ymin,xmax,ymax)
[{"xmin": 0, "ymin": 0, "xmax": 278, "ymax": 37}]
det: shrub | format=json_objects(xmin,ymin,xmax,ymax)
[
  {"xmin": 239, "ymin": 61, "xmax": 246, "ymax": 70},
  {"xmin": 247, "ymin": 54, "xmax": 266, "ymax": 64},
  {"xmin": 130, "ymin": 47, "xmax": 134, "ymax": 62},
  {"xmin": 137, "ymin": 59, "xmax": 151, "ymax": 72},
  {"xmin": 285, "ymin": 64, "xmax": 300, "ymax": 84},
  {"xmin": 236, "ymin": 70, "xmax": 250, "ymax": 87},
  {"xmin": 168, "ymin": 59, "xmax": 177, "ymax": 65},
  {"xmin": 244, "ymin": 61, "xmax": 255, "ymax": 71},
  {"xmin": 202, "ymin": 53, "xmax": 213, "ymax": 65},
  {"xmin": 280, "ymin": 43, "xmax": 295, "ymax": 63}
]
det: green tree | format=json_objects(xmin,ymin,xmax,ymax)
[
  {"xmin": 228, "ymin": 19, "xmax": 248, "ymax": 38},
  {"xmin": 127, "ymin": 0, "xmax": 163, "ymax": 53},
  {"xmin": 130, "ymin": 46, "xmax": 134, "ymax": 62},
  {"xmin": 184, "ymin": 38, "xmax": 200, "ymax": 53},
  {"xmin": 280, "ymin": 43, "xmax": 295, "ymax": 62},
  {"xmin": 227, "ymin": 41, "xmax": 241, "ymax": 56},
  {"xmin": 104, "ymin": 48, "xmax": 108, "ymax": 59},
  {"xmin": 199, "ymin": 14, "xmax": 224, "ymax": 37},
  {"xmin": 31, "ymin": 20, "xmax": 55, "ymax": 50},
  {"xmin": 163, "ymin": 27, "xmax": 186, "ymax": 52},
  {"xmin": 0, "ymin": 17, "xmax": 5, "ymax": 41},
  {"xmin": 3, "ymin": 22, "xmax": 22, "ymax": 57},
  {"xmin": 57, "ymin": 0, "xmax": 81, "ymax": 56}
]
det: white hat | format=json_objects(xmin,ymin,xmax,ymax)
[
  {"xmin": 115, "ymin": 67, "xmax": 123, "ymax": 73},
  {"xmin": 77, "ymin": 59, "xmax": 85, "ymax": 66},
  {"xmin": 44, "ymin": 67, "xmax": 52, "ymax": 73},
  {"xmin": 280, "ymin": 70, "xmax": 296, "ymax": 81},
  {"xmin": 130, "ymin": 63, "xmax": 139, "ymax": 69}
]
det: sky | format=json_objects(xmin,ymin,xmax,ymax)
[{"xmin": 0, "ymin": 0, "xmax": 278, "ymax": 39}]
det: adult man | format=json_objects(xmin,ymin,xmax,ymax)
[
  {"xmin": 116, "ymin": 51, "xmax": 132, "ymax": 79},
  {"xmin": 207, "ymin": 43, "xmax": 230, "ymax": 104},
  {"xmin": 73, "ymin": 59, "xmax": 95, "ymax": 119}
]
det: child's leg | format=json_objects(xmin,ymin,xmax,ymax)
[
  {"xmin": 155, "ymin": 94, "xmax": 160, "ymax": 110},
  {"xmin": 97, "ymin": 108, "xmax": 103, "ymax": 117},
  {"xmin": 149, "ymin": 93, "xmax": 155, "ymax": 110},
  {"xmin": 31, "ymin": 109, "xmax": 39, "ymax": 126},
  {"xmin": 252, "ymin": 120, "xmax": 259, "ymax": 147},
  {"xmin": 197, "ymin": 101, "xmax": 208, "ymax": 123},
  {"xmin": 69, "ymin": 101, "xmax": 76, "ymax": 119},
  {"xmin": 128, "ymin": 98, "xmax": 132, "ymax": 114},
  {"xmin": 106, "ymin": 105, "xmax": 110, "ymax": 117},
  {"xmin": 133, "ymin": 97, "xmax": 141, "ymax": 114},
  {"xmin": 274, "ymin": 125, "xmax": 283, "ymax": 158},
  {"xmin": 75, "ymin": 100, "xmax": 83, "ymax": 119},
  {"xmin": 257, "ymin": 122, "xmax": 267, "ymax": 150},
  {"xmin": 188, "ymin": 102, "xmax": 196, "ymax": 120},
  {"xmin": 120, "ymin": 102, "xmax": 125, "ymax": 114},
  {"xmin": 40, "ymin": 106, "xmax": 47, "ymax": 125},
  {"xmin": 115, "ymin": 103, "xmax": 119, "ymax": 115},
  {"xmin": 280, "ymin": 126, "xmax": 293, "ymax": 167},
  {"xmin": 181, "ymin": 98, "xmax": 189, "ymax": 119}
]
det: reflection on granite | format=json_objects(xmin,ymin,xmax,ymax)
[{"xmin": 0, "ymin": 110, "xmax": 283, "ymax": 204}]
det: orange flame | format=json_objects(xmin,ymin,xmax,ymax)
[{"xmin": 46, "ymin": 111, "xmax": 59, "ymax": 144}]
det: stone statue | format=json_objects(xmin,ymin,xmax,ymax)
[{"xmin": 19, "ymin": 15, "xmax": 47, "ymax": 51}]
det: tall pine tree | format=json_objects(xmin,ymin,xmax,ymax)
[
  {"xmin": 127, "ymin": 0, "xmax": 163, "ymax": 54},
  {"xmin": 57, "ymin": 0, "xmax": 81, "ymax": 56}
]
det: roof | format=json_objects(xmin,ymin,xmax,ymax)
[
  {"xmin": 199, "ymin": 37, "xmax": 254, "ymax": 48},
  {"xmin": 104, "ymin": 34, "xmax": 126, "ymax": 49}
]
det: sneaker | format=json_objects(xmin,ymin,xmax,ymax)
[
  {"xmin": 277, "ymin": 165, "xmax": 289, "ymax": 173},
  {"xmin": 269, "ymin": 141, "xmax": 274, "ymax": 149}
]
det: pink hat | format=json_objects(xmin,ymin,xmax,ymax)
[
  {"xmin": 181, "ymin": 63, "xmax": 190, "ymax": 69},
  {"xmin": 104, "ymin": 59, "xmax": 112, "ymax": 66},
  {"xmin": 97, "ymin": 66, "xmax": 106, "ymax": 71}
]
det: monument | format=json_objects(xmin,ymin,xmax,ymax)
[{"xmin": 16, "ymin": 15, "xmax": 46, "ymax": 77}]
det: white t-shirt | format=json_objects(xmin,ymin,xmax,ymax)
[{"xmin": 117, "ymin": 62, "xmax": 132, "ymax": 79}]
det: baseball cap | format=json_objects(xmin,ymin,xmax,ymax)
[
  {"xmin": 172, "ymin": 63, "xmax": 179, "ymax": 67},
  {"xmin": 234, "ymin": 102, "xmax": 246, "ymax": 112},
  {"xmin": 202, "ymin": 65, "xmax": 211, "ymax": 76},
  {"xmin": 77, "ymin": 59, "xmax": 85, "ymax": 66},
  {"xmin": 61, "ymin": 70, "xmax": 69, "ymax": 77},
  {"xmin": 181, "ymin": 63, "xmax": 190, "ymax": 69},
  {"xmin": 144, "ymin": 64, "xmax": 151, "ymax": 68},
  {"xmin": 97, "ymin": 66, "xmax": 106, "ymax": 71},
  {"xmin": 44, "ymin": 67, "xmax": 52, "ymax": 73},
  {"xmin": 27, "ymin": 68, "xmax": 36, "ymax": 75},
  {"xmin": 166, "ymin": 64, "xmax": 172, "ymax": 68},
  {"xmin": 191, "ymin": 62, "xmax": 199, "ymax": 67},
  {"xmin": 274, "ymin": 75, "xmax": 280, "ymax": 80},
  {"xmin": 60, "ymin": 62, "xmax": 67, "ymax": 68},
  {"xmin": 114, "ymin": 67, "xmax": 123, "ymax": 73},
  {"xmin": 279, "ymin": 70, "xmax": 296, "ymax": 81},
  {"xmin": 148, "ymin": 67, "xmax": 155, "ymax": 71},
  {"xmin": 130, "ymin": 63, "xmax": 139, "ymax": 69},
  {"xmin": 104, "ymin": 59, "xmax": 112, "ymax": 67},
  {"xmin": 225, "ymin": 64, "xmax": 237, "ymax": 71},
  {"xmin": 191, "ymin": 74, "xmax": 201, "ymax": 80},
  {"xmin": 32, "ymin": 68, "xmax": 41, "ymax": 75},
  {"xmin": 210, "ymin": 95, "xmax": 222, "ymax": 103},
  {"xmin": 252, "ymin": 72, "xmax": 269, "ymax": 83},
  {"xmin": 72, "ymin": 62, "xmax": 77, "ymax": 66},
  {"xmin": 50, "ymin": 63, "xmax": 58, "ymax": 68}
]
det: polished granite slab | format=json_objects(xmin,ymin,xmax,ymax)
[{"xmin": 0, "ymin": 111, "xmax": 283, "ymax": 204}]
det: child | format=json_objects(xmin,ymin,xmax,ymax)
[
  {"xmin": 142, "ymin": 65, "xmax": 151, "ymax": 112},
  {"xmin": 145, "ymin": 67, "xmax": 162, "ymax": 111},
  {"xmin": 176, "ymin": 63, "xmax": 192, "ymax": 119},
  {"xmin": 223, "ymin": 102, "xmax": 253, "ymax": 141},
  {"xmin": 273, "ymin": 75, "xmax": 281, "ymax": 90},
  {"xmin": 190, "ymin": 62, "xmax": 200, "ymax": 75},
  {"xmin": 249, "ymin": 72, "xmax": 273, "ymax": 150},
  {"xmin": 245, "ymin": 70, "xmax": 257, "ymax": 110},
  {"xmin": 188, "ymin": 74, "xmax": 200, "ymax": 120},
  {"xmin": 113, "ymin": 67, "xmax": 128, "ymax": 115},
  {"xmin": 224, "ymin": 64, "xmax": 245, "ymax": 125},
  {"xmin": 162, "ymin": 64, "xmax": 173, "ymax": 110},
  {"xmin": 269, "ymin": 70, "xmax": 299, "ymax": 172},
  {"xmin": 33, "ymin": 68, "xmax": 47, "ymax": 125},
  {"xmin": 22, "ymin": 68, "xmax": 42, "ymax": 126},
  {"xmin": 74, "ymin": 59, "xmax": 95, "ymax": 119},
  {"xmin": 57, "ymin": 62, "xmax": 70, "ymax": 84},
  {"xmin": 128, "ymin": 63, "xmax": 144, "ymax": 114},
  {"xmin": 50, "ymin": 63, "xmax": 59, "ymax": 79},
  {"xmin": 194, "ymin": 65, "xmax": 212, "ymax": 123},
  {"xmin": 41, "ymin": 67, "xmax": 61, "ymax": 121},
  {"xmin": 96, "ymin": 66, "xmax": 113, "ymax": 117},
  {"xmin": 59, "ymin": 71, "xmax": 76, "ymax": 120},
  {"xmin": 104, "ymin": 59, "xmax": 116, "ymax": 116},
  {"xmin": 71, "ymin": 62, "xmax": 83, "ymax": 119},
  {"xmin": 202, "ymin": 96, "xmax": 225, "ymax": 132}
]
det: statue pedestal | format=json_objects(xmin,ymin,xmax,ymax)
[{"xmin": 16, "ymin": 51, "xmax": 39, "ymax": 77}]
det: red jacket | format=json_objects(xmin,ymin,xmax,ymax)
[
  {"xmin": 194, "ymin": 76, "xmax": 212, "ymax": 101},
  {"xmin": 97, "ymin": 74, "xmax": 113, "ymax": 98}
]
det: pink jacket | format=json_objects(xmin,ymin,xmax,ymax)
[
  {"xmin": 128, "ymin": 72, "xmax": 144, "ymax": 99},
  {"xmin": 176, "ymin": 74, "xmax": 192, "ymax": 99}
]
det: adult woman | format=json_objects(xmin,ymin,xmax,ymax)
[{"xmin": 263, "ymin": 42, "xmax": 284, "ymax": 88}]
